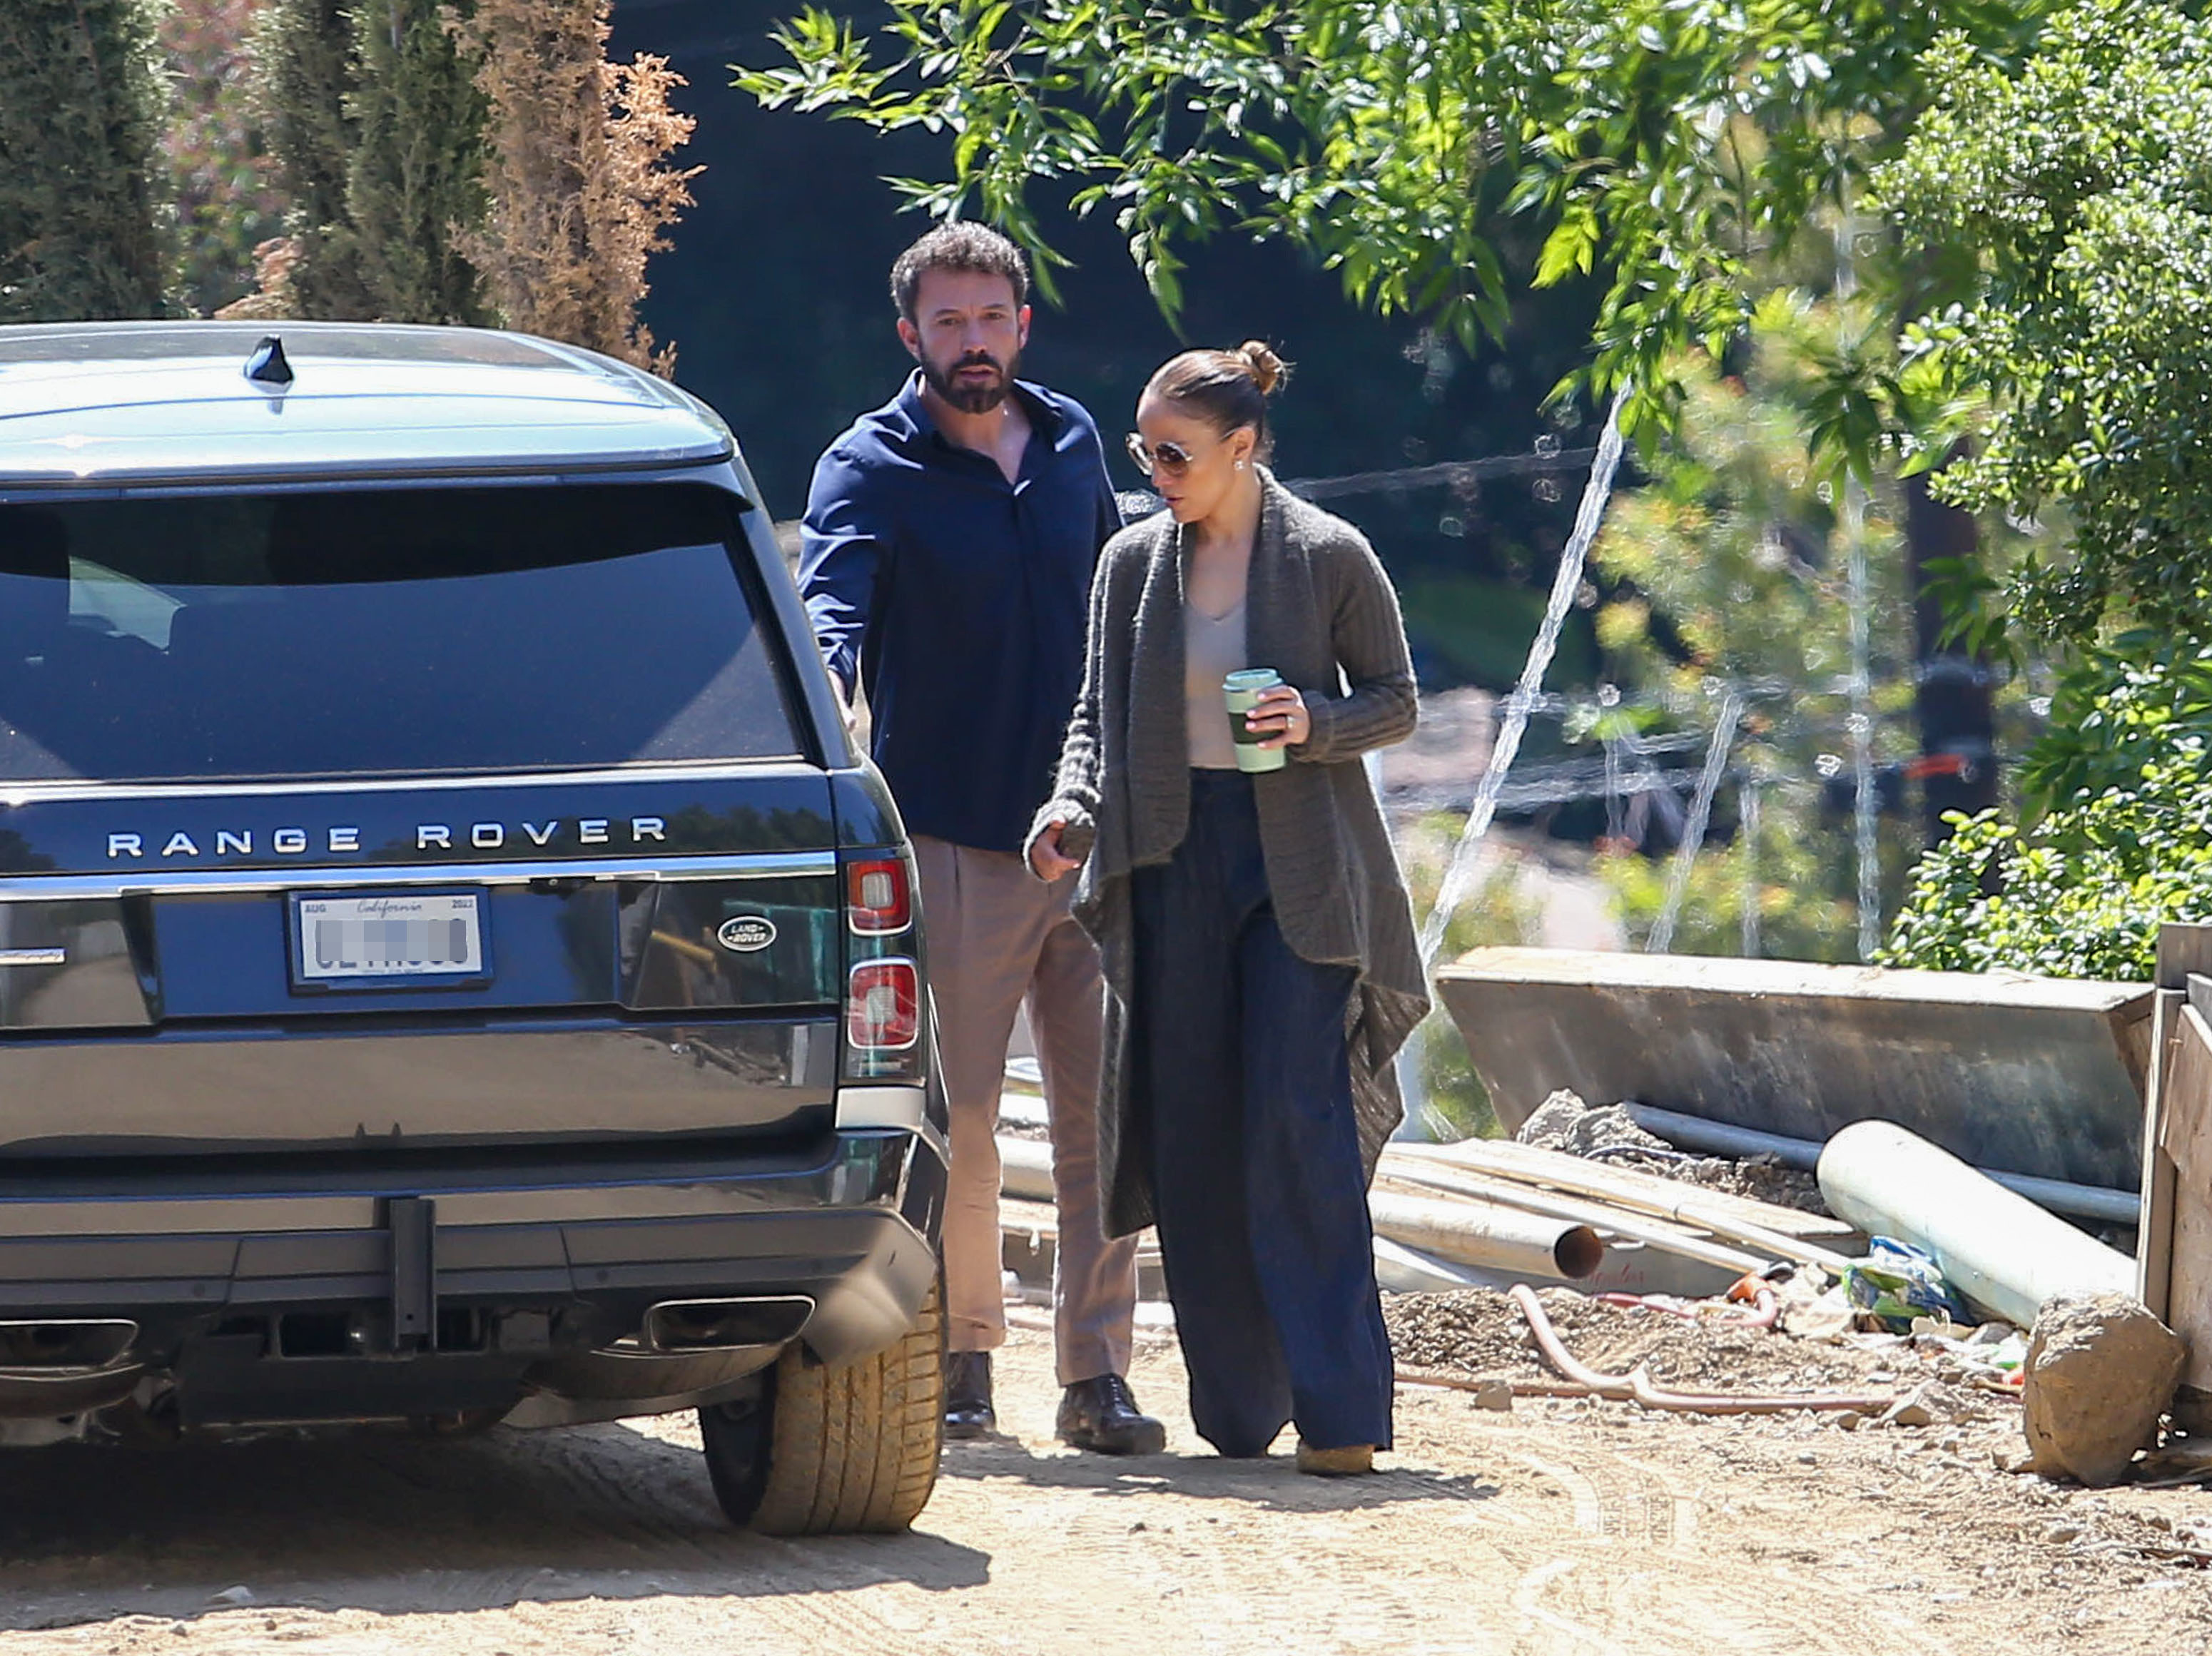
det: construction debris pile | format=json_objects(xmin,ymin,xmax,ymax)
[
  {"xmin": 1361, "ymin": 1088, "xmax": 1860, "ymax": 1303},
  {"xmin": 1386, "ymin": 1286, "xmax": 2006, "ymax": 1429},
  {"xmin": 999, "ymin": 1002, "xmax": 2208, "ymax": 1488},
  {"xmin": 1389, "ymin": 1287, "xmax": 1892, "ymax": 1395},
  {"xmin": 1512, "ymin": 1092, "xmax": 1828, "ymax": 1214}
]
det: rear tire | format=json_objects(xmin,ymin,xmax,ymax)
[{"xmin": 699, "ymin": 1278, "xmax": 944, "ymax": 1535}]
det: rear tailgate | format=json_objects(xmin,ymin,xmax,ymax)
[
  {"xmin": 0, "ymin": 771, "xmax": 845, "ymax": 1154},
  {"xmin": 0, "ymin": 480, "xmax": 854, "ymax": 1158}
]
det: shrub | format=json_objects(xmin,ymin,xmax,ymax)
[
  {"xmin": 0, "ymin": 0, "xmax": 171, "ymax": 322},
  {"xmin": 1882, "ymin": 753, "xmax": 2212, "ymax": 982},
  {"xmin": 460, "ymin": 0, "xmax": 697, "ymax": 371}
]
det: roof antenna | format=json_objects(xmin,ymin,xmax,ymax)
[{"xmin": 244, "ymin": 335, "xmax": 294, "ymax": 389}]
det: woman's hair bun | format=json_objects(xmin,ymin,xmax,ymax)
[{"xmin": 1235, "ymin": 340, "xmax": 1289, "ymax": 398}]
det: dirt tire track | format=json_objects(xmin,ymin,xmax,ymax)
[{"xmin": 0, "ymin": 1325, "xmax": 2201, "ymax": 1655}]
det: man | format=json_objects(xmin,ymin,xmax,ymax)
[{"xmin": 799, "ymin": 223, "xmax": 1162, "ymax": 1455}]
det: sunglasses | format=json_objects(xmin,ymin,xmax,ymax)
[{"xmin": 1125, "ymin": 432, "xmax": 1198, "ymax": 477}]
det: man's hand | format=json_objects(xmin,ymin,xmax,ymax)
[
  {"xmin": 1029, "ymin": 818, "xmax": 1081, "ymax": 880},
  {"xmin": 830, "ymin": 670, "xmax": 863, "ymax": 741},
  {"xmin": 1246, "ymin": 684, "xmax": 1312, "ymax": 750}
]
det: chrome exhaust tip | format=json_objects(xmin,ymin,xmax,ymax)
[
  {"xmin": 0, "ymin": 1319, "xmax": 138, "ymax": 1374},
  {"xmin": 642, "ymin": 1296, "xmax": 813, "ymax": 1354}
]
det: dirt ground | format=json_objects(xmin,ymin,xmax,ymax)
[{"xmin": 5, "ymin": 1300, "xmax": 2212, "ymax": 1656}]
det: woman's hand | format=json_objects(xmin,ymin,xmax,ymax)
[
  {"xmin": 1029, "ymin": 818, "xmax": 1082, "ymax": 880},
  {"xmin": 1245, "ymin": 684, "xmax": 1312, "ymax": 751}
]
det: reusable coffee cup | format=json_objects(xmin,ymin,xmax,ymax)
[{"xmin": 1222, "ymin": 667, "xmax": 1289, "ymax": 774}]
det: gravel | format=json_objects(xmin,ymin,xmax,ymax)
[{"xmin": 1386, "ymin": 1287, "xmax": 1988, "ymax": 1419}]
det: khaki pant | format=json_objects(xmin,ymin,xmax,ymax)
[{"xmin": 912, "ymin": 834, "xmax": 1137, "ymax": 1386}]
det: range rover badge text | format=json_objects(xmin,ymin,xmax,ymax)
[{"xmin": 105, "ymin": 818, "xmax": 669, "ymax": 860}]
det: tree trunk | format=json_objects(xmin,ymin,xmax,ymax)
[{"xmin": 1903, "ymin": 472, "xmax": 1998, "ymax": 845}]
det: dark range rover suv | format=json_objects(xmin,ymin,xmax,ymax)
[{"xmin": 0, "ymin": 322, "xmax": 946, "ymax": 1535}]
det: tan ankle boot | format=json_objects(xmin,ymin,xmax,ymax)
[{"xmin": 1295, "ymin": 1441, "xmax": 1376, "ymax": 1477}]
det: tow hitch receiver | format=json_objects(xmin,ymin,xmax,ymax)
[{"xmin": 388, "ymin": 1197, "xmax": 437, "ymax": 1352}]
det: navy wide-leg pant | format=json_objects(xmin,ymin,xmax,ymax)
[{"xmin": 1130, "ymin": 768, "xmax": 1394, "ymax": 1456}]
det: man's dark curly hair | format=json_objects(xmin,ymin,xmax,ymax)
[{"xmin": 891, "ymin": 222, "xmax": 1030, "ymax": 322}]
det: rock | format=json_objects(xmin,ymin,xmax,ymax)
[
  {"xmin": 1513, "ymin": 1091, "xmax": 1673, "ymax": 1158},
  {"xmin": 1879, "ymin": 1387, "xmax": 1936, "ymax": 1429},
  {"xmin": 208, "ymin": 1588, "xmax": 254, "ymax": 1607},
  {"xmin": 1470, "ymin": 1378, "xmax": 1513, "ymax": 1412},
  {"xmin": 2021, "ymin": 1293, "xmax": 2185, "ymax": 1488},
  {"xmin": 1514, "ymin": 1090, "xmax": 1594, "ymax": 1149}
]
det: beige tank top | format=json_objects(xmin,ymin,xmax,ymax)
[{"xmin": 1184, "ymin": 599, "xmax": 1249, "ymax": 768}]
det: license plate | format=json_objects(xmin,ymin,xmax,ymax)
[{"xmin": 290, "ymin": 891, "xmax": 488, "ymax": 987}]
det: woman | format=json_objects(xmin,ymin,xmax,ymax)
[{"xmin": 1026, "ymin": 342, "xmax": 1429, "ymax": 1475}]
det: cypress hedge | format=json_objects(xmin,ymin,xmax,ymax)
[{"xmin": 0, "ymin": 0, "xmax": 173, "ymax": 322}]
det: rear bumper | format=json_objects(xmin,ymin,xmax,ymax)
[{"xmin": 0, "ymin": 1125, "xmax": 946, "ymax": 1426}]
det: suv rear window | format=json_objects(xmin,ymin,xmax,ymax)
[{"xmin": 0, "ymin": 484, "xmax": 801, "ymax": 782}]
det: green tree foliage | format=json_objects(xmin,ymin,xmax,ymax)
[
  {"xmin": 250, "ymin": 0, "xmax": 488, "ymax": 322},
  {"xmin": 1869, "ymin": 1, "xmax": 2212, "ymax": 980},
  {"xmin": 1881, "ymin": 1, "xmax": 2212, "ymax": 650},
  {"xmin": 1882, "ymin": 759, "xmax": 2212, "ymax": 981},
  {"xmin": 0, "ymin": 0, "xmax": 173, "ymax": 322},
  {"xmin": 2019, "ymin": 643, "xmax": 2212, "ymax": 815},
  {"xmin": 251, "ymin": 0, "xmax": 374, "ymax": 315},
  {"xmin": 345, "ymin": 0, "xmax": 490, "ymax": 323},
  {"xmin": 1592, "ymin": 302, "xmax": 1910, "ymax": 696},
  {"xmin": 165, "ymin": 0, "xmax": 289, "ymax": 317},
  {"xmin": 1580, "ymin": 308, "xmax": 1920, "ymax": 960},
  {"xmin": 736, "ymin": 1, "xmax": 2046, "ymax": 441}
]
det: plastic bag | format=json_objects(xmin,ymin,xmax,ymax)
[{"xmin": 1842, "ymin": 1236, "xmax": 1968, "ymax": 1331}]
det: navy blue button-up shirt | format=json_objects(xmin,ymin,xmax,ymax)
[{"xmin": 799, "ymin": 373, "xmax": 1123, "ymax": 854}]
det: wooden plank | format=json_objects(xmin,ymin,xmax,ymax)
[
  {"xmin": 2140, "ymin": 987, "xmax": 2186, "ymax": 1318},
  {"xmin": 2161, "ymin": 1004, "xmax": 2212, "ymax": 1182},
  {"xmin": 2114, "ymin": 997, "xmax": 2157, "ymax": 1106},
  {"xmin": 2164, "ymin": 1009, "xmax": 2212, "ymax": 1389},
  {"xmin": 2141, "ymin": 928, "xmax": 2212, "ymax": 1320},
  {"xmin": 2158, "ymin": 923, "xmax": 2212, "ymax": 991},
  {"xmin": 2172, "ymin": 1190, "xmax": 2212, "ymax": 1393},
  {"xmin": 1405, "ymin": 1136, "xmax": 1857, "ymax": 1241}
]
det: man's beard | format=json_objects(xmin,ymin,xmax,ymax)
[{"xmin": 924, "ymin": 348, "xmax": 1017, "ymax": 415}]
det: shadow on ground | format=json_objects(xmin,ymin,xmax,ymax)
[
  {"xmin": 0, "ymin": 1421, "xmax": 989, "ymax": 1632},
  {"xmin": 938, "ymin": 1431, "xmax": 1502, "ymax": 1512}
]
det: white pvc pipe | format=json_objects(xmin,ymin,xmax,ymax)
[
  {"xmin": 1371, "ymin": 1236, "xmax": 1488, "ymax": 1294},
  {"xmin": 1626, "ymin": 1104, "xmax": 2141, "ymax": 1226},
  {"xmin": 1368, "ymin": 1192, "xmax": 1605, "ymax": 1281},
  {"xmin": 1816, "ymin": 1120, "xmax": 2134, "ymax": 1327},
  {"xmin": 997, "ymin": 1134, "xmax": 1057, "ymax": 1203}
]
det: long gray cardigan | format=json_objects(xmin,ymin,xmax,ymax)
[{"xmin": 1026, "ymin": 469, "xmax": 1431, "ymax": 1239}]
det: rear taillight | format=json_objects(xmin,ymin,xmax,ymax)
[
  {"xmin": 846, "ymin": 858, "xmax": 911, "ymax": 933},
  {"xmin": 843, "ymin": 853, "xmax": 920, "ymax": 1080},
  {"xmin": 847, "ymin": 958, "xmax": 919, "ymax": 1051}
]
